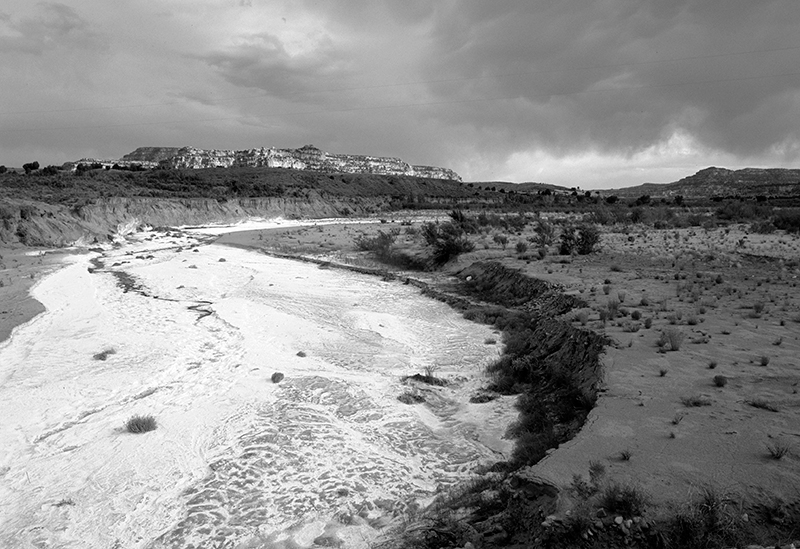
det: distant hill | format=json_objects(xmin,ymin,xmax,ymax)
[
  {"xmin": 467, "ymin": 181, "xmax": 572, "ymax": 194},
  {"xmin": 608, "ymin": 167, "xmax": 800, "ymax": 199}
]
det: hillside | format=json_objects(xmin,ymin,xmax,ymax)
[
  {"xmin": 609, "ymin": 166, "xmax": 800, "ymax": 199},
  {"xmin": 0, "ymin": 166, "xmax": 493, "ymax": 246}
]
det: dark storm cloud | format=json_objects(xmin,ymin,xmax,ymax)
[
  {"xmin": 198, "ymin": 32, "xmax": 353, "ymax": 104},
  {"xmin": 3, "ymin": 0, "xmax": 799, "ymax": 186},
  {"xmin": 0, "ymin": 3, "xmax": 104, "ymax": 55},
  {"xmin": 416, "ymin": 0, "xmax": 800, "ymax": 160}
]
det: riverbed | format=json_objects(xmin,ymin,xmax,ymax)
[{"xmin": 0, "ymin": 223, "xmax": 514, "ymax": 548}]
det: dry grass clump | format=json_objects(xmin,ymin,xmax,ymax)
[
  {"xmin": 682, "ymin": 395, "xmax": 712, "ymax": 407},
  {"xmin": 766, "ymin": 440, "xmax": 791, "ymax": 460},
  {"xmin": 125, "ymin": 414, "xmax": 157, "ymax": 434},
  {"xmin": 746, "ymin": 398, "xmax": 779, "ymax": 412},
  {"xmin": 658, "ymin": 327, "xmax": 685, "ymax": 351},
  {"xmin": 93, "ymin": 348, "xmax": 117, "ymax": 361}
]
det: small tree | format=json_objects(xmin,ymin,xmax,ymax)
[
  {"xmin": 22, "ymin": 161, "xmax": 39, "ymax": 174},
  {"xmin": 576, "ymin": 225, "xmax": 601, "ymax": 254},
  {"xmin": 533, "ymin": 220, "xmax": 555, "ymax": 247},
  {"xmin": 559, "ymin": 226, "xmax": 577, "ymax": 255}
]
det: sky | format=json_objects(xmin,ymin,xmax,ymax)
[{"xmin": 1, "ymin": 1, "xmax": 799, "ymax": 189}]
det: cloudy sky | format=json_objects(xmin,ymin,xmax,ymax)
[{"xmin": 2, "ymin": 1, "xmax": 799, "ymax": 188}]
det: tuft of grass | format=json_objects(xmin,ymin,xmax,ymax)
[
  {"xmin": 659, "ymin": 368, "xmax": 668, "ymax": 377},
  {"xmin": 125, "ymin": 414, "xmax": 157, "ymax": 434},
  {"xmin": 746, "ymin": 398, "xmax": 779, "ymax": 412},
  {"xmin": 620, "ymin": 449, "xmax": 633, "ymax": 461},
  {"xmin": 672, "ymin": 413, "xmax": 685, "ymax": 425},
  {"xmin": 682, "ymin": 395, "xmax": 712, "ymax": 407},
  {"xmin": 598, "ymin": 481, "xmax": 650, "ymax": 517},
  {"xmin": 766, "ymin": 441, "xmax": 790, "ymax": 460},
  {"xmin": 713, "ymin": 375, "xmax": 728, "ymax": 388},
  {"xmin": 708, "ymin": 359, "xmax": 718, "ymax": 369}
]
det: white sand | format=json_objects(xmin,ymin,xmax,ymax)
[{"xmin": 0, "ymin": 225, "xmax": 512, "ymax": 548}]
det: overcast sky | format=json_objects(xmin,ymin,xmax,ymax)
[{"xmin": 2, "ymin": 1, "xmax": 799, "ymax": 188}]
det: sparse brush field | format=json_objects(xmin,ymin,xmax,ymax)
[{"xmin": 241, "ymin": 205, "xmax": 800, "ymax": 548}]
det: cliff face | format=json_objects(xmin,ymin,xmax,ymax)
[{"xmin": 120, "ymin": 144, "xmax": 462, "ymax": 181}]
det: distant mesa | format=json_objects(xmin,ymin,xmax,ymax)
[{"xmin": 65, "ymin": 144, "xmax": 461, "ymax": 181}]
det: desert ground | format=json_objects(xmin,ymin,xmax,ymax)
[
  {"xmin": 2, "ymin": 214, "xmax": 800, "ymax": 547},
  {"xmin": 221, "ymin": 215, "xmax": 800, "ymax": 536}
]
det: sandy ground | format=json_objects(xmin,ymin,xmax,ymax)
[
  {"xmin": 246, "ymin": 217, "xmax": 800, "ymax": 512},
  {"xmin": 0, "ymin": 246, "xmax": 62, "ymax": 345},
  {"xmin": 0, "ymin": 220, "xmax": 516, "ymax": 549}
]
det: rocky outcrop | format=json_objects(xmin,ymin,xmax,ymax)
[{"xmin": 119, "ymin": 144, "xmax": 462, "ymax": 181}]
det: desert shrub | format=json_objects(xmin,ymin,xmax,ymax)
[
  {"xmin": 397, "ymin": 392, "xmax": 425, "ymax": 404},
  {"xmin": 658, "ymin": 327, "xmax": 685, "ymax": 351},
  {"xmin": 660, "ymin": 486, "xmax": 745, "ymax": 549},
  {"xmin": 644, "ymin": 317, "xmax": 652, "ymax": 329},
  {"xmin": 760, "ymin": 355, "xmax": 770, "ymax": 366},
  {"xmin": 271, "ymin": 372, "xmax": 285, "ymax": 383},
  {"xmin": 515, "ymin": 240, "xmax": 528, "ymax": 254},
  {"xmin": 422, "ymin": 222, "xmax": 475, "ymax": 266},
  {"xmin": 533, "ymin": 220, "xmax": 555, "ymax": 247},
  {"xmin": 598, "ymin": 481, "xmax": 650, "ymax": 516},
  {"xmin": 125, "ymin": 414, "xmax": 157, "ymax": 433},
  {"xmin": 682, "ymin": 395, "xmax": 712, "ymax": 407},
  {"xmin": 576, "ymin": 224, "xmax": 601, "ymax": 254},
  {"xmin": 93, "ymin": 348, "xmax": 117, "ymax": 361},
  {"xmin": 558, "ymin": 226, "xmax": 577, "ymax": 254},
  {"xmin": 713, "ymin": 375, "xmax": 727, "ymax": 387},
  {"xmin": 773, "ymin": 209, "xmax": 800, "ymax": 233},
  {"xmin": 354, "ymin": 230, "xmax": 397, "ymax": 260},
  {"xmin": 493, "ymin": 233, "xmax": 509, "ymax": 249},
  {"xmin": 631, "ymin": 310, "xmax": 642, "ymax": 320},
  {"xmin": 767, "ymin": 440, "xmax": 790, "ymax": 459}
]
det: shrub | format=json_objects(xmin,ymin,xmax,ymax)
[
  {"xmin": 397, "ymin": 392, "xmax": 425, "ymax": 404},
  {"xmin": 353, "ymin": 230, "xmax": 397, "ymax": 260},
  {"xmin": 93, "ymin": 348, "xmax": 117, "ymax": 361},
  {"xmin": 713, "ymin": 375, "xmax": 727, "ymax": 387},
  {"xmin": 125, "ymin": 414, "xmax": 157, "ymax": 433},
  {"xmin": 493, "ymin": 233, "xmax": 509, "ymax": 249},
  {"xmin": 598, "ymin": 481, "xmax": 650, "ymax": 516},
  {"xmin": 515, "ymin": 240, "xmax": 528, "ymax": 254},
  {"xmin": 559, "ymin": 226, "xmax": 577, "ymax": 255},
  {"xmin": 760, "ymin": 355, "xmax": 770, "ymax": 366},
  {"xmin": 631, "ymin": 310, "xmax": 642, "ymax": 320},
  {"xmin": 773, "ymin": 209, "xmax": 800, "ymax": 233},
  {"xmin": 658, "ymin": 327, "xmax": 685, "ymax": 351},
  {"xmin": 767, "ymin": 440, "xmax": 790, "ymax": 459},
  {"xmin": 271, "ymin": 372, "xmax": 285, "ymax": 383},
  {"xmin": 682, "ymin": 395, "xmax": 712, "ymax": 407},
  {"xmin": 662, "ymin": 486, "xmax": 745, "ymax": 549},
  {"xmin": 576, "ymin": 224, "xmax": 601, "ymax": 254},
  {"xmin": 533, "ymin": 220, "xmax": 555, "ymax": 247},
  {"xmin": 423, "ymin": 222, "xmax": 475, "ymax": 266}
]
